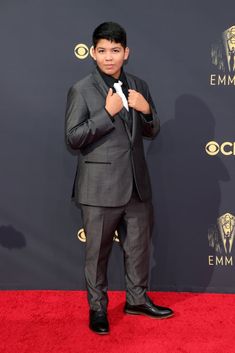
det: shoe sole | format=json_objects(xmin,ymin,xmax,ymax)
[
  {"xmin": 124, "ymin": 309, "xmax": 174, "ymax": 319},
  {"xmin": 89, "ymin": 329, "xmax": 110, "ymax": 335},
  {"xmin": 89, "ymin": 325, "xmax": 110, "ymax": 335}
]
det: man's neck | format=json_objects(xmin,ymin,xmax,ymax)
[{"xmin": 96, "ymin": 65, "xmax": 123, "ymax": 80}]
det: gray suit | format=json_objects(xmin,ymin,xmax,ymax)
[{"xmin": 65, "ymin": 67, "xmax": 160, "ymax": 310}]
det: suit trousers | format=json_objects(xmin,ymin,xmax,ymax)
[{"xmin": 80, "ymin": 186, "xmax": 153, "ymax": 311}]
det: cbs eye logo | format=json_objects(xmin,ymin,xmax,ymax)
[
  {"xmin": 77, "ymin": 228, "xmax": 120, "ymax": 242},
  {"xmin": 205, "ymin": 141, "xmax": 220, "ymax": 156},
  {"xmin": 205, "ymin": 141, "xmax": 235, "ymax": 156},
  {"xmin": 74, "ymin": 43, "xmax": 93, "ymax": 60}
]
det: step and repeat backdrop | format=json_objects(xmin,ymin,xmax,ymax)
[{"xmin": 0, "ymin": 0, "xmax": 234, "ymax": 292}]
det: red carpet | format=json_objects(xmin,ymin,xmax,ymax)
[{"xmin": 0, "ymin": 291, "xmax": 234, "ymax": 353}]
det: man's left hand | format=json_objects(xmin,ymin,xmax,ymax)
[{"xmin": 128, "ymin": 89, "xmax": 151, "ymax": 114}]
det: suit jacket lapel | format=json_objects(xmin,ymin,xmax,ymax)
[
  {"xmin": 92, "ymin": 67, "xmax": 109, "ymax": 97},
  {"xmin": 126, "ymin": 72, "xmax": 137, "ymax": 143}
]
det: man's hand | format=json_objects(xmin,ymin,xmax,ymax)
[
  {"xmin": 128, "ymin": 89, "xmax": 151, "ymax": 114},
  {"xmin": 105, "ymin": 88, "xmax": 123, "ymax": 117}
]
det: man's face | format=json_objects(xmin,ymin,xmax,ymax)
[{"xmin": 92, "ymin": 39, "xmax": 129, "ymax": 79}]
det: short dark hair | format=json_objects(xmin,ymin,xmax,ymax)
[{"xmin": 92, "ymin": 22, "xmax": 127, "ymax": 48}]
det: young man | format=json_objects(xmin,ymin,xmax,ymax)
[{"xmin": 65, "ymin": 22, "xmax": 173, "ymax": 334}]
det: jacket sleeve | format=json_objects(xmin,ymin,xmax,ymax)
[
  {"xmin": 65, "ymin": 86, "xmax": 115, "ymax": 150},
  {"xmin": 139, "ymin": 82, "xmax": 160, "ymax": 139}
]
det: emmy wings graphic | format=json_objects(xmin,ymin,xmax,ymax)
[
  {"xmin": 211, "ymin": 25, "xmax": 235, "ymax": 73},
  {"xmin": 208, "ymin": 213, "xmax": 235, "ymax": 254}
]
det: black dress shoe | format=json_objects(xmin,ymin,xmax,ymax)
[
  {"xmin": 124, "ymin": 296, "xmax": 174, "ymax": 319},
  {"xmin": 89, "ymin": 310, "xmax": 109, "ymax": 334}
]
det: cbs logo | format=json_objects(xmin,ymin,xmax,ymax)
[
  {"xmin": 77, "ymin": 228, "xmax": 120, "ymax": 242},
  {"xmin": 74, "ymin": 43, "xmax": 93, "ymax": 60},
  {"xmin": 205, "ymin": 141, "xmax": 235, "ymax": 156}
]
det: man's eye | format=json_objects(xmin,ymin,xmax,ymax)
[
  {"xmin": 98, "ymin": 50, "xmax": 104, "ymax": 53},
  {"xmin": 113, "ymin": 49, "xmax": 120, "ymax": 52}
]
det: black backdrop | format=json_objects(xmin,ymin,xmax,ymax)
[{"xmin": 0, "ymin": 0, "xmax": 234, "ymax": 292}]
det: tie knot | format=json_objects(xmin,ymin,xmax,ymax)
[{"xmin": 113, "ymin": 81, "xmax": 123, "ymax": 93}]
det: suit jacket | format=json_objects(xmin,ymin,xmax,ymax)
[{"xmin": 65, "ymin": 67, "xmax": 160, "ymax": 207}]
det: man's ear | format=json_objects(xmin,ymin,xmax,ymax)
[
  {"xmin": 91, "ymin": 46, "xmax": 96, "ymax": 60},
  {"xmin": 124, "ymin": 47, "xmax": 130, "ymax": 61}
]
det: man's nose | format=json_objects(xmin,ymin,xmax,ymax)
[{"xmin": 105, "ymin": 53, "xmax": 113, "ymax": 61}]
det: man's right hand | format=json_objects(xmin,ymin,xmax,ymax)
[{"xmin": 105, "ymin": 88, "xmax": 123, "ymax": 117}]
